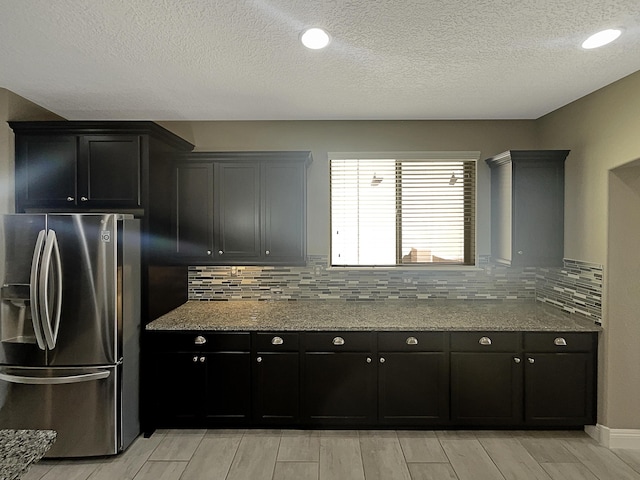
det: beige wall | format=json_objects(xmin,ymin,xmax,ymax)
[
  {"xmin": 159, "ymin": 120, "xmax": 537, "ymax": 256},
  {"xmin": 0, "ymin": 88, "xmax": 64, "ymax": 214},
  {"xmin": 537, "ymin": 70, "xmax": 640, "ymax": 430}
]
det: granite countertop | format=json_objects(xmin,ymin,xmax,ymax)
[
  {"xmin": 0, "ymin": 430, "xmax": 56, "ymax": 480},
  {"xmin": 146, "ymin": 300, "xmax": 602, "ymax": 332}
]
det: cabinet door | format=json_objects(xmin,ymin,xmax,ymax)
[
  {"xmin": 152, "ymin": 352, "xmax": 204, "ymax": 426},
  {"xmin": 451, "ymin": 352, "xmax": 522, "ymax": 425},
  {"xmin": 302, "ymin": 352, "xmax": 376, "ymax": 425},
  {"xmin": 78, "ymin": 135, "xmax": 141, "ymax": 207},
  {"xmin": 215, "ymin": 162, "xmax": 261, "ymax": 262},
  {"xmin": 262, "ymin": 161, "xmax": 306, "ymax": 264},
  {"xmin": 14, "ymin": 135, "xmax": 77, "ymax": 209},
  {"xmin": 204, "ymin": 352, "xmax": 251, "ymax": 424},
  {"xmin": 173, "ymin": 162, "xmax": 214, "ymax": 261},
  {"xmin": 524, "ymin": 353, "xmax": 594, "ymax": 426},
  {"xmin": 254, "ymin": 352, "xmax": 299, "ymax": 424},
  {"xmin": 378, "ymin": 352, "xmax": 449, "ymax": 425},
  {"xmin": 512, "ymin": 160, "xmax": 564, "ymax": 266}
]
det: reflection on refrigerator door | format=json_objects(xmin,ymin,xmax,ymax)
[{"xmin": 0, "ymin": 365, "xmax": 118, "ymax": 457}]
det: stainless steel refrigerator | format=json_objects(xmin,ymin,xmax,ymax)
[{"xmin": 0, "ymin": 213, "xmax": 140, "ymax": 458}]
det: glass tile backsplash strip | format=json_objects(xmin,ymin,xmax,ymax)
[
  {"xmin": 536, "ymin": 259, "xmax": 603, "ymax": 323},
  {"xmin": 188, "ymin": 255, "xmax": 537, "ymax": 302}
]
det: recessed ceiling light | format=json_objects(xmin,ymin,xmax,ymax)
[
  {"xmin": 300, "ymin": 27, "xmax": 330, "ymax": 50},
  {"xmin": 582, "ymin": 29, "xmax": 622, "ymax": 49}
]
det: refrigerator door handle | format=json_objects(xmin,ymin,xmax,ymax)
[
  {"xmin": 0, "ymin": 369, "xmax": 110, "ymax": 385},
  {"xmin": 29, "ymin": 229, "xmax": 47, "ymax": 350},
  {"xmin": 40, "ymin": 229, "xmax": 63, "ymax": 350}
]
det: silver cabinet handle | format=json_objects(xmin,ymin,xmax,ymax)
[
  {"xmin": 366, "ymin": 357, "xmax": 372, "ymax": 363},
  {"xmin": 192, "ymin": 356, "xmax": 198, "ymax": 362},
  {"xmin": 517, "ymin": 250, "xmax": 523, "ymax": 255},
  {"xmin": 218, "ymin": 250, "xmax": 223, "ymax": 255},
  {"xmin": 406, "ymin": 336, "xmax": 418, "ymax": 345},
  {"xmin": 66, "ymin": 196, "xmax": 74, "ymax": 202},
  {"xmin": 30, "ymin": 229, "xmax": 47, "ymax": 351},
  {"xmin": 271, "ymin": 336, "xmax": 284, "ymax": 345},
  {"xmin": 514, "ymin": 357, "xmax": 521, "ymax": 364},
  {"xmin": 0, "ymin": 369, "xmax": 110, "ymax": 385},
  {"xmin": 199, "ymin": 356, "xmax": 205, "ymax": 363},
  {"xmin": 479, "ymin": 336, "xmax": 492, "ymax": 346},
  {"xmin": 379, "ymin": 357, "xmax": 385, "ymax": 364},
  {"xmin": 206, "ymin": 250, "xmax": 212, "ymax": 255},
  {"xmin": 332, "ymin": 336, "xmax": 345, "ymax": 346},
  {"xmin": 265, "ymin": 250, "xmax": 270, "ymax": 255},
  {"xmin": 554, "ymin": 337, "xmax": 567, "ymax": 346},
  {"xmin": 194, "ymin": 335, "xmax": 207, "ymax": 345},
  {"xmin": 80, "ymin": 196, "xmax": 88, "ymax": 202},
  {"xmin": 528, "ymin": 357, "xmax": 535, "ymax": 364},
  {"xmin": 256, "ymin": 356, "xmax": 262, "ymax": 363}
]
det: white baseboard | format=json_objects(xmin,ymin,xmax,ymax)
[{"xmin": 586, "ymin": 424, "xmax": 640, "ymax": 449}]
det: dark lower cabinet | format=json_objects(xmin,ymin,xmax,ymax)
[
  {"xmin": 523, "ymin": 332, "xmax": 597, "ymax": 426},
  {"xmin": 152, "ymin": 352, "xmax": 204, "ymax": 425},
  {"xmin": 450, "ymin": 352, "xmax": 523, "ymax": 425},
  {"xmin": 378, "ymin": 352, "xmax": 449, "ymax": 425},
  {"xmin": 302, "ymin": 352, "xmax": 377, "ymax": 425},
  {"xmin": 253, "ymin": 352, "xmax": 299, "ymax": 424},
  {"xmin": 146, "ymin": 329, "xmax": 597, "ymax": 431}
]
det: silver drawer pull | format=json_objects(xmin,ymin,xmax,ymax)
[
  {"xmin": 333, "ymin": 336, "xmax": 345, "ymax": 346},
  {"xmin": 194, "ymin": 335, "xmax": 207, "ymax": 345},
  {"xmin": 554, "ymin": 337, "xmax": 567, "ymax": 346},
  {"xmin": 271, "ymin": 336, "xmax": 284, "ymax": 345},
  {"xmin": 479, "ymin": 336, "xmax": 492, "ymax": 346},
  {"xmin": 406, "ymin": 336, "xmax": 418, "ymax": 345},
  {"xmin": 514, "ymin": 357, "xmax": 521, "ymax": 364}
]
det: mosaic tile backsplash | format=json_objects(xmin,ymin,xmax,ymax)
[
  {"xmin": 536, "ymin": 259, "xmax": 603, "ymax": 322},
  {"xmin": 188, "ymin": 256, "xmax": 602, "ymax": 323}
]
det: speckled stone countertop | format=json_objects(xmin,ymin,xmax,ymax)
[
  {"xmin": 146, "ymin": 300, "xmax": 601, "ymax": 332},
  {"xmin": 0, "ymin": 430, "xmax": 56, "ymax": 480}
]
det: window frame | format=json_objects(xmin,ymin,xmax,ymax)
[{"xmin": 329, "ymin": 151, "xmax": 479, "ymax": 268}]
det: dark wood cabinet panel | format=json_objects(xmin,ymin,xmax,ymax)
[
  {"xmin": 215, "ymin": 162, "xmax": 262, "ymax": 261},
  {"xmin": 173, "ymin": 162, "xmax": 214, "ymax": 260},
  {"xmin": 262, "ymin": 161, "xmax": 306, "ymax": 263},
  {"xmin": 451, "ymin": 352, "xmax": 523, "ymax": 425},
  {"xmin": 14, "ymin": 135, "xmax": 77, "ymax": 208},
  {"xmin": 253, "ymin": 352, "xmax": 299, "ymax": 423},
  {"xmin": 485, "ymin": 150, "xmax": 569, "ymax": 266},
  {"xmin": 302, "ymin": 352, "xmax": 377, "ymax": 425},
  {"xmin": 151, "ymin": 352, "xmax": 204, "ymax": 425},
  {"xmin": 524, "ymin": 352, "xmax": 594, "ymax": 426},
  {"xmin": 170, "ymin": 151, "xmax": 310, "ymax": 266},
  {"xmin": 378, "ymin": 352, "xmax": 448, "ymax": 425},
  {"xmin": 204, "ymin": 352, "xmax": 251, "ymax": 423},
  {"xmin": 79, "ymin": 135, "xmax": 141, "ymax": 207}
]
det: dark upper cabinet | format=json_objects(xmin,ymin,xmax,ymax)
[
  {"xmin": 10, "ymin": 121, "xmax": 194, "ymax": 213},
  {"xmin": 171, "ymin": 151, "xmax": 311, "ymax": 265},
  {"xmin": 174, "ymin": 162, "xmax": 215, "ymax": 261},
  {"xmin": 485, "ymin": 150, "xmax": 569, "ymax": 266}
]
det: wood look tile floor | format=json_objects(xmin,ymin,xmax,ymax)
[{"xmin": 21, "ymin": 429, "xmax": 640, "ymax": 480}]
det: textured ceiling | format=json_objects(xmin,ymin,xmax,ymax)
[{"xmin": 1, "ymin": 0, "xmax": 639, "ymax": 120}]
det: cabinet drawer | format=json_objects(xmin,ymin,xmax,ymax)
[
  {"xmin": 450, "ymin": 332, "xmax": 520, "ymax": 352},
  {"xmin": 254, "ymin": 332, "xmax": 299, "ymax": 351},
  {"xmin": 148, "ymin": 331, "xmax": 250, "ymax": 352},
  {"xmin": 378, "ymin": 332, "xmax": 445, "ymax": 352},
  {"xmin": 302, "ymin": 332, "xmax": 375, "ymax": 352},
  {"xmin": 524, "ymin": 332, "xmax": 595, "ymax": 352}
]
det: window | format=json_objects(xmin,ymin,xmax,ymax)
[{"xmin": 330, "ymin": 152, "xmax": 477, "ymax": 266}]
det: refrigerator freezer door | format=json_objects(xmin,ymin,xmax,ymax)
[
  {"xmin": 0, "ymin": 365, "xmax": 119, "ymax": 457},
  {"xmin": 46, "ymin": 214, "xmax": 119, "ymax": 366},
  {"xmin": 0, "ymin": 215, "xmax": 47, "ymax": 366}
]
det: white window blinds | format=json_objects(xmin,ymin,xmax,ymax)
[{"xmin": 330, "ymin": 153, "xmax": 477, "ymax": 266}]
